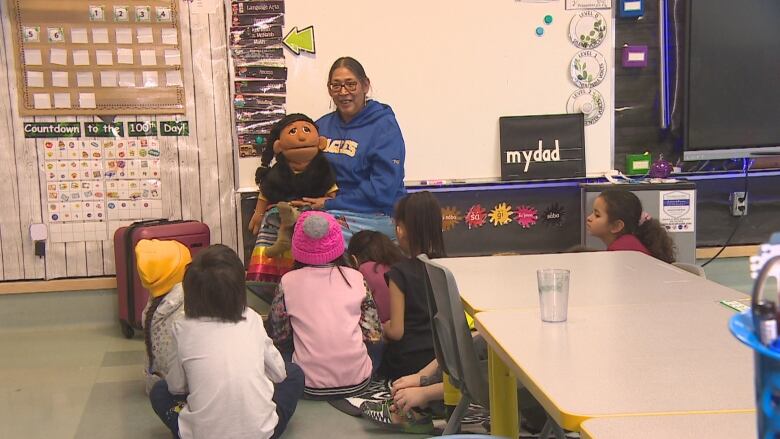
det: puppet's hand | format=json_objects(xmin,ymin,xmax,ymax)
[
  {"xmin": 248, "ymin": 212, "xmax": 264, "ymax": 235},
  {"xmin": 302, "ymin": 197, "xmax": 328, "ymax": 210}
]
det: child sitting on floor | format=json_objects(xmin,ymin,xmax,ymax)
[
  {"xmin": 268, "ymin": 211, "xmax": 383, "ymax": 399},
  {"xmin": 586, "ymin": 189, "xmax": 676, "ymax": 262},
  {"xmin": 347, "ymin": 230, "xmax": 405, "ymax": 323},
  {"xmin": 136, "ymin": 239, "xmax": 191, "ymax": 394},
  {"xmin": 149, "ymin": 244, "xmax": 304, "ymax": 439}
]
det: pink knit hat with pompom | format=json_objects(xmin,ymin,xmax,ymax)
[{"xmin": 292, "ymin": 211, "xmax": 344, "ymax": 265}]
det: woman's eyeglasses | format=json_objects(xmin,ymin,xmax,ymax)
[{"xmin": 328, "ymin": 81, "xmax": 359, "ymax": 93}]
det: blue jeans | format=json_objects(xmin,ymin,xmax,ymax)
[
  {"xmin": 326, "ymin": 209, "xmax": 396, "ymax": 244},
  {"xmin": 149, "ymin": 362, "xmax": 305, "ymax": 438}
]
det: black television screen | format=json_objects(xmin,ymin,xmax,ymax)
[{"xmin": 684, "ymin": 0, "xmax": 780, "ymax": 160}]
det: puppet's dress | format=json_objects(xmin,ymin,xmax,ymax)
[{"xmin": 245, "ymin": 205, "xmax": 294, "ymax": 302}]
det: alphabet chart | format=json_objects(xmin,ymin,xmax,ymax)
[
  {"xmin": 43, "ymin": 137, "xmax": 163, "ymax": 242},
  {"xmin": 7, "ymin": 0, "xmax": 185, "ymax": 115}
]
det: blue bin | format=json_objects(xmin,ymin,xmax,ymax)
[{"xmin": 730, "ymin": 311, "xmax": 780, "ymax": 439}]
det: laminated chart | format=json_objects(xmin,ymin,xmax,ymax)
[{"xmin": 7, "ymin": 0, "xmax": 185, "ymax": 115}]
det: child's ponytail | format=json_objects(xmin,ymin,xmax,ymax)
[
  {"xmin": 143, "ymin": 296, "xmax": 164, "ymax": 373},
  {"xmin": 636, "ymin": 218, "xmax": 677, "ymax": 263}
]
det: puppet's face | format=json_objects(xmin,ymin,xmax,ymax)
[{"xmin": 273, "ymin": 120, "xmax": 323, "ymax": 164}]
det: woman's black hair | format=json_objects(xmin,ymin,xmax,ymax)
[
  {"xmin": 183, "ymin": 244, "xmax": 247, "ymax": 322},
  {"xmin": 347, "ymin": 230, "xmax": 404, "ymax": 271},
  {"xmin": 292, "ymin": 254, "xmax": 354, "ymax": 287},
  {"xmin": 328, "ymin": 56, "xmax": 369, "ymax": 84},
  {"xmin": 394, "ymin": 191, "xmax": 446, "ymax": 259},
  {"xmin": 143, "ymin": 296, "xmax": 164, "ymax": 372},
  {"xmin": 255, "ymin": 113, "xmax": 317, "ymax": 185},
  {"xmin": 599, "ymin": 189, "xmax": 677, "ymax": 263}
]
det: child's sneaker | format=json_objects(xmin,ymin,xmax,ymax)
[{"xmin": 360, "ymin": 400, "xmax": 434, "ymax": 434}]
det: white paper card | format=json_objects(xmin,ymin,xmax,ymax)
[
  {"xmin": 52, "ymin": 71, "xmax": 69, "ymax": 87},
  {"xmin": 119, "ymin": 71, "xmax": 135, "ymax": 87},
  {"xmin": 92, "ymin": 28, "xmax": 109, "ymax": 44},
  {"xmin": 624, "ymin": 1, "xmax": 641, "ymax": 11},
  {"xmin": 166, "ymin": 70, "xmax": 183, "ymax": 87},
  {"xmin": 50, "ymin": 48, "xmax": 68, "ymax": 65},
  {"xmin": 142, "ymin": 71, "xmax": 159, "ymax": 87},
  {"xmin": 77, "ymin": 72, "xmax": 94, "ymax": 87},
  {"xmin": 33, "ymin": 93, "xmax": 51, "ymax": 109},
  {"xmin": 24, "ymin": 49, "xmax": 42, "ymax": 65},
  {"xmin": 117, "ymin": 48, "xmax": 134, "ymax": 64},
  {"xmin": 73, "ymin": 50, "xmax": 90, "ymax": 66},
  {"xmin": 100, "ymin": 71, "xmax": 118, "ymax": 87},
  {"xmin": 115, "ymin": 28, "xmax": 132, "ymax": 44},
  {"xmin": 27, "ymin": 71, "xmax": 44, "ymax": 88},
  {"xmin": 628, "ymin": 52, "xmax": 646, "ymax": 62},
  {"xmin": 96, "ymin": 50, "xmax": 113, "ymax": 66},
  {"xmin": 140, "ymin": 50, "xmax": 157, "ymax": 66},
  {"xmin": 137, "ymin": 27, "xmax": 153, "ymax": 44},
  {"xmin": 79, "ymin": 93, "xmax": 96, "ymax": 109},
  {"xmin": 54, "ymin": 93, "xmax": 71, "ymax": 108},
  {"xmin": 164, "ymin": 49, "xmax": 181, "ymax": 66},
  {"xmin": 161, "ymin": 28, "xmax": 178, "ymax": 45},
  {"xmin": 71, "ymin": 28, "xmax": 89, "ymax": 44}
]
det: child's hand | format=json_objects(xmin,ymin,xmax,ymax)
[
  {"xmin": 301, "ymin": 197, "xmax": 328, "ymax": 210},
  {"xmin": 393, "ymin": 387, "xmax": 428, "ymax": 414},
  {"xmin": 391, "ymin": 373, "xmax": 421, "ymax": 394},
  {"xmin": 289, "ymin": 200, "xmax": 311, "ymax": 208},
  {"xmin": 248, "ymin": 212, "xmax": 264, "ymax": 235}
]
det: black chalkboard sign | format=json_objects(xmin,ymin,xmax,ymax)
[{"xmin": 499, "ymin": 114, "xmax": 586, "ymax": 181}]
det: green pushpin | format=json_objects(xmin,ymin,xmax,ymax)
[{"xmin": 544, "ymin": 15, "xmax": 553, "ymax": 25}]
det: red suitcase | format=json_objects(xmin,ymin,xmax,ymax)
[{"xmin": 114, "ymin": 219, "xmax": 210, "ymax": 338}]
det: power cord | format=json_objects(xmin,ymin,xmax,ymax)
[{"xmin": 701, "ymin": 158, "xmax": 752, "ymax": 267}]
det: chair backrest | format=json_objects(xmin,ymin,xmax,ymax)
[
  {"xmin": 417, "ymin": 254, "xmax": 490, "ymax": 408},
  {"xmin": 673, "ymin": 262, "xmax": 706, "ymax": 278}
]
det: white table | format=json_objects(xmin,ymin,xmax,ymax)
[
  {"xmin": 438, "ymin": 251, "xmax": 748, "ymax": 314},
  {"xmin": 580, "ymin": 413, "xmax": 757, "ymax": 439},
  {"xmin": 475, "ymin": 302, "xmax": 754, "ymax": 436}
]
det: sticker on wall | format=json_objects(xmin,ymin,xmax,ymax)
[
  {"xmin": 464, "ymin": 204, "xmax": 488, "ymax": 229},
  {"xmin": 489, "ymin": 203, "xmax": 513, "ymax": 227},
  {"xmin": 514, "ymin": 205, "xmax": 538, "ymax": 229},
  {"xmin": 659, "ymin": 190, "xmax": 695, "ymax": 232},
  {"xmin": 566, "ymin": 88, "xmax": 605, "ymax": 126},
  {"xmin": 566, "ymin": 0, "xmax": 612, "ymax": 9},
  {"xmin": 542, "ymin": 203, "xmax": 566, "ymax": 227},
  {"xmin": 569, "ymin": 10, "xmax": 607, "ymax": 49},
  {"xmin": 441, "ymin": 206, "xmax": 462, "ymax": 232},
  {"xmin": 570, "ymin": 50, "xmax": 607, "ymax": 88}
]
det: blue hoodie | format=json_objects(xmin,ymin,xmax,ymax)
[{"xmin": 316, "ymin": 100, "xmax": 406, "ymax": 216}]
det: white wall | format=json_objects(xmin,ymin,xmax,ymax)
[{"xmin": 237, "ymin": 0, "xmax": 614, "ymax": 189}]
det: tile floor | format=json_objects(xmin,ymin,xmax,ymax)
[{"xmin": 0, "ymin": 257, "xmax": 753, "ymax": 439}]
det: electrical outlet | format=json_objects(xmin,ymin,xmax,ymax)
[{"xmin": 730, "ymin": 191, "xmax": 748, "ymax": 216}]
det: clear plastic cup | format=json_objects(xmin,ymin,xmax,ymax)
[{"xmin": 537, "ymin": 269, "xmax": 570, "ymax": 322}]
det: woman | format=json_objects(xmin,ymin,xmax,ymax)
[{"xmin": 303, "ymin": 57, "xmax": 406, "ymax": 242}]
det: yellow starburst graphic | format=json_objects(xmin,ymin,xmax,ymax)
[
  {"xmin": 488, "ymin": 202, "xmax": 513, "ymax": 226},
  {"xmin": 441, "ymin": 206, "xmax": 462, "ymax": 231}
]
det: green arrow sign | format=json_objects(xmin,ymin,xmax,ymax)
[{"xmin": 282, "ymin": 26, "xmax": 315, "ymax": 55}]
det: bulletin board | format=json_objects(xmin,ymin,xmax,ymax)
[{"xmin": 6, "ymin": 0, "xmax": 185, "ymax": 115}]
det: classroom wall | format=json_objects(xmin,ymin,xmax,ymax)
[
  {"xmin": 0, "ymin": 2, "xmax": 238, "ymax": 281},
  {"xmin": 236, "ymin": 0, "xmax": 616, "ymax": 189}
]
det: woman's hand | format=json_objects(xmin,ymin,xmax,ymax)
[
  {"xmin": 391, "ymin": 374, "xmax": 422, "ymax": 395},
  {"xmin": 289, "ymin": 200, "xmax": 311, "ymax": 208},
  {"xmin": 248, "ymin": 212, "xmax": 264, "ymax": 235},
  {"xmin": 301, "ymin": 197, "xmax": 329, "ymax": 210}
]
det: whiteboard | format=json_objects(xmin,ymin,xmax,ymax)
[{"xmin": 236, "ymin": 0, "xmax": 614, "ymax": 189}]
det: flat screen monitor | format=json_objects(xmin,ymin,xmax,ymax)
[{"xmin": 684, "ymin": 0, "xmax": 780, "ymax": 160}]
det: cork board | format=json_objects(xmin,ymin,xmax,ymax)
[{"xmin": 7, "ymin": 0, "xmax": 185, "ymax": 115}]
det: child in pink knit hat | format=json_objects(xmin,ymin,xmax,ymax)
[{"xmin": 268, "ymin": 211, "xmax": 383, "ymax": 399}]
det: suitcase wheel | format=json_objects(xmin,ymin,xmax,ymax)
[{"xmin": 120, "ymin": 320, "xmax": 135, "ymax": 339}]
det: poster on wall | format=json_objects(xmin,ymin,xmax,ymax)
[
  {"xmin": 658, "ymin": 190, "xmax": 696, "ymax": 233},
  {"xmin": 6, "ymin": 0, "xmax": 185, "ymax": 116},
  {"xmin": 230, "ymin": 0, "xmax": 287, "ymax": 159},
  {"xmin": 30, "ymin": 121, "xmax": 186, "ymax": 242}
]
